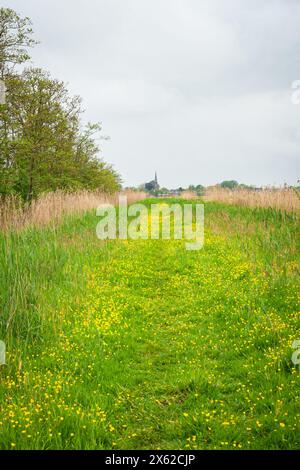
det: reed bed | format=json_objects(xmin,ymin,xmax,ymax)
[
  {"xmin": 0, "ymin": 189, "xmax": 147, "ymax": 232},
  {"xmin": 180, "ymin": 190, "xmax": 198, "ymax": 200},
  {"xmin": 204, "ymin": 187, "xmax": 300, "ymax": 213}
]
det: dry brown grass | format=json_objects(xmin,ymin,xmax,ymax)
[
  {"xmin": 0, "ymin": 189, "xmax": 147, "ymax": 232},
  {"xmin": 180, "ymin": 190, "xmax": 198, "ymax": 200},
  {"xmin": 204, "ymin": 187, "xmax": 300, "ymax": 213}
]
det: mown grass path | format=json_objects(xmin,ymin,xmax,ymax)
[{"xmin": 0, "ymin": 202, "xmax": 299, "ymax": 449}]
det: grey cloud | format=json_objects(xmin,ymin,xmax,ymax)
[{"xmin": 4, "ymin": 0, "xmax": 300, "ymax": 186}]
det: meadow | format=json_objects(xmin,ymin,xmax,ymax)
[{"xmin": 0, "ymin": 198, "xmax": 299, "ymax": 450}]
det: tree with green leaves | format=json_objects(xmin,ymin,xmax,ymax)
[
  {"xmin": 188, "ymin": 184, "xmax": 205, "ymax": 196},
  {"xmin": 0, "ymin": 8, "xmax": 120, "ymax": 201},
  {"xmin": 220, "ymin": 180, "xmax": 239, "ymax": 190},
  {"xmin": 0, "ymin": 7, "xmax": 37, "ymax": 78},
  {"xmin": 0, "ymin": 68, "xmax": 120, "ymax": 200}
]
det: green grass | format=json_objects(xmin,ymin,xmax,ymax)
[{"xmin": 0, "ymin": 199, "xmax": 299, "ymax": 449}]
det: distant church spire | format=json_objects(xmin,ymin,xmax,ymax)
[{"xmin": 155, "ymin": 171, "xmax": 158, "ymax": 185}]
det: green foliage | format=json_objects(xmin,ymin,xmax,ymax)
[
  {"xmin": 188, "ymin": 184, "xmax": 205, "ymax": 196},
  {"xmin": 220, "ymin": 180, "xmax": 239, "ymax": 189},
  {"xmin": 0, "ymin": 9, "xmax": 120, "ymax": 200},
  {"xmin": 0, "ymin": 7, "xmax": 37, "ymax": 77},
  {"xmin": 0, "ymin": 200, "xmax": 299, "ymax": 449},
  {"xmin": 145, "ymin": 180, "xmax": 160, "ymax": 194}
]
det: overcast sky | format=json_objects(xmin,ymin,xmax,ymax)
[{"xmin": 4, "ymin": 0, "xmax": 300, "ymax": 187}]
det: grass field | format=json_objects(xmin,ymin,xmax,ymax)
[{"xmin": 0, "ymin": 199, "xmax": 299, "ymax": 449}]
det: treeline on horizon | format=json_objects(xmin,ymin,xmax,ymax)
[
  {"xmin": 134, "ymin": 179, "xmax": 300, "ymax": 197},
  {"xmin": 0, "ymin": 8, "xmax": 121, "ymax": 203},
  {"xmin": 136, "ymin": 180, "xmax": 274, "ymax": 197}
]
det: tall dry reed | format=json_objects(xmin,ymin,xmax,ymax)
[
  {"xmin": 0, "ymin": 189, "xmax": 147, "ymax": 232},
  {"xmin": 204, "ymin": 187, "xmax": 300, "ymax": 213},
  {"xmin": 180, "ymin": 190, "xmax": 198, "ymax": 200}
]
